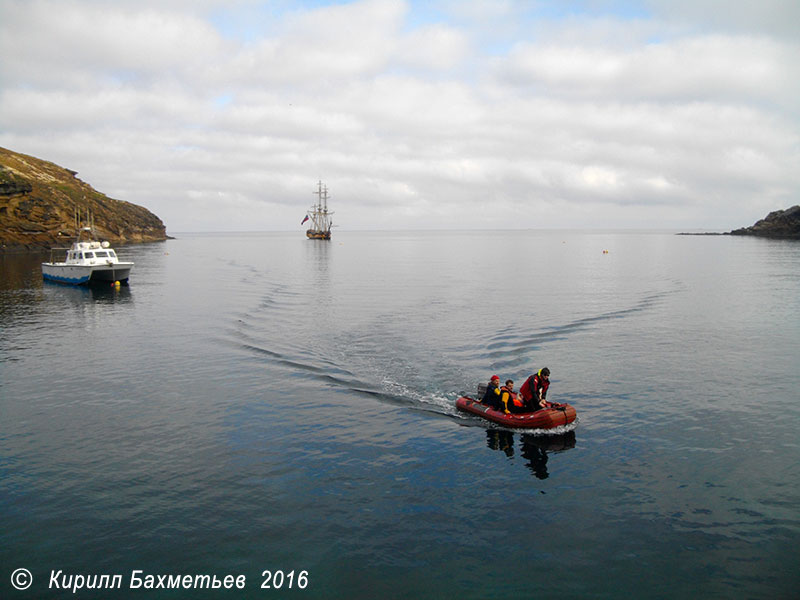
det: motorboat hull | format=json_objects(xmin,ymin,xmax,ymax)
[{"xmin": 42, "ymin": 263, "xmax": 133, "ymax": 285}]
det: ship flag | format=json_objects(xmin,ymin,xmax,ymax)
[{"xmin": 301, "ymin": 215, "xmax": 309, "ymax": 225}]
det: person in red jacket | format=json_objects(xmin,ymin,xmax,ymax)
[{"xmin": 519, "ymin": 368, "xmax": 551, "ymax": 411}]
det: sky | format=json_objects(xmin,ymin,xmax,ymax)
[{"xmin": 1, "ymin": 0, "xmax": 798, "ymax": 232}]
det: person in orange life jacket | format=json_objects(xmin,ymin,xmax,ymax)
[
  {"xmin": 519, "ymin": 368, "xmax": 551, "ymax": 411},
  {"xmin": 500, "ymin": 380, "xmax": 525, "ymax": 414},
  {"xmin": 482, "ymin": 375, "xmax": 503, "ymax": 410}
]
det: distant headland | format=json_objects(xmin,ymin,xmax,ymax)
[
  {"xmin": 680, "ymin": 205, "xmax": 800, "ymax": 239},
  {"xmin": 0, "ymin": 146, "xmax": 168, "ymax": 253}
]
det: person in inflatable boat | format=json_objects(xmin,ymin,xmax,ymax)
[
  {"xmin": 499, "ymin": 380, "xmax": 521, "ymax": 414},
  {"xmin": 482, "ymin": 375, "xmax": 503, "ymax": 410},
  {"xmin": 519, "ymin": 368, "xmax": 551, "ymax": 412}
]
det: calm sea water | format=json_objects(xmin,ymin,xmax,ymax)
[{"xmin": 1, "ymin": 230, "xmax": 798, "ymax": 599}]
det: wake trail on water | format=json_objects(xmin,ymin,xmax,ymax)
[
  {"xmin": 480, "ymin": 288, "xmax": 679, "ymax": 367},
  {"xmin": 220, "ymin": 271, "xmax": 680, "ymax": 427}
]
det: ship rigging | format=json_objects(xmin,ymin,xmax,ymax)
[{"xmin": 304, "ymin": 180, "xmax": 334, "ymax": 240}]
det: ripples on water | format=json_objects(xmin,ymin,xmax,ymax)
[{"xmin": 1, "ymin": 231, "xmax": 798, "ymax": 599}]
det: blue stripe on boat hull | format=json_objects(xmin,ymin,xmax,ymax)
[
  {"xmin": 42, "ymin": 270, "xmax": 131, "ymax": 286},
  {"xmin": 43, "ymin": 273, "xmax": 92, "ymax": 285}
]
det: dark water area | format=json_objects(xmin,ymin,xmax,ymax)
[{"xmin": 1, "ymin": 231, "xmax": 799, "ymax": 599}]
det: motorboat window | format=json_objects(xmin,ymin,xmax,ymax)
[
  {"xmin": 95, "ymin": 251, "xmax": 109, "ymax": 257},
  {"xmin": 84, "ymin": 252, "xmax": 95, "ymax": 258}
]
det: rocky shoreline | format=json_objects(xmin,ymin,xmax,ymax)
[
  {"xmin": 0, "ymin": 147, "xmax": 168, "ymax": 253},
  {"xmin": 679, "ymin": 205, "xmax": 800, "ymax": 239},
  {"xmin": 729, "ymin": 205, "xmax": 800, "ymax": 239}
]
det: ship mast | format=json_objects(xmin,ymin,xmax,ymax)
[
  {"xmin": 312, "ymin": 180, "xmax": 322, "ymax": 232},
  {"xmin": 322, "ymin": 183, "xmax": 329, "ymax": 230},
  {"xmin": 311, "ymin": 180, "xmax": 333, "ymax": 233}
]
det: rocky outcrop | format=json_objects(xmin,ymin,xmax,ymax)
[
  {"xmin": 0, "ymin": 146, "xmax": 168, "ymax": 253},
  {"xmin": 730, "ymin": 205, "xmax": 800, "ymax": 239}
]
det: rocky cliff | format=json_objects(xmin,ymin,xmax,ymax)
[
  {"xmin": 730, "ymin": 205, "xmax": 800, "ymax": 239},
  {"xmin": 0, "ymin": 146, "xmax": 168, "ymax": 253}
]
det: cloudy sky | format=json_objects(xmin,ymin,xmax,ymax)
[{"xmin": 1, "ymin": 0, "xmax": 798, "ymax": 232}]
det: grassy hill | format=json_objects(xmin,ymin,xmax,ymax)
[{"xmin": 0, "ymin": 147, "xmax": 167, "ymax": 252}]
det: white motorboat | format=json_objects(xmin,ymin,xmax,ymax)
[{"xmin": 42, "ymin": 223, "xmax": 134, "ymax": 286}]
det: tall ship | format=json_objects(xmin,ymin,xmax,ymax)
[{"xmin": 303, "ymin": 180, "xmax": 334, "ymax": 240}]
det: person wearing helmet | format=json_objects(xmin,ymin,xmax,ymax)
[{"xmin": 519, "ymin": 368, "xmax": 551, "ymax": 411}]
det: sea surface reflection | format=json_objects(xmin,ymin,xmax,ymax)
[
  {"xmin": 1, "ymin": 231, "xmax": 798, "ymax": 599},
  {"xmin": 486, "ymin": 429, "xmax": 577, "ymax": 478}
]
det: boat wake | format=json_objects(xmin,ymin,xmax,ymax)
[
  {"xmin": 221, "ymin": 264, "xmax": 675, "ymax": 434},
  {"xmin": 479, "ymin": 288, "xmax": 679, "ymax": 370}
]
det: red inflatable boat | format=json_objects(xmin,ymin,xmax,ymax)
[{"xmin": 456, "ymin": 396, "xmax": 577, "ymax": 430}]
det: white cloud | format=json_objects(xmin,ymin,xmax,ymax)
[
  {"xmin": 0, "ymin": 1, "xmax": 226, "ymax": 86},
  {"xmin": 646, "ymin": 0, "xmax": 800, "ymax": 39},
  {"xmin": 0, "ymin": 0, "xmax": 798, "ymax": 232},
  {"xmin": 500, "ymin": 35, "xmax": 796, "ymax": 108},
  {"xmin": 397, "ymin": 25, "xmax": 471, "ymax": 70}
]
